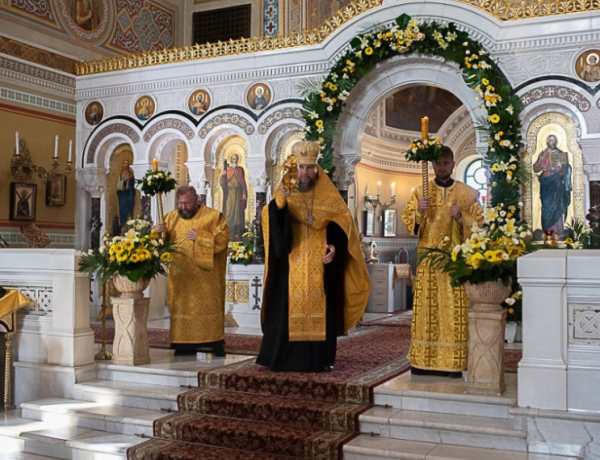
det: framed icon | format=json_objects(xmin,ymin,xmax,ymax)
[
  {"xmin": 10, "ymin": 182, "xmax": 37, "ymax": 221},
  {"xmin": 575, "ymin": 49, "xmax": 600, "ymax": 83},
  {"xmin": 247, "ymin": 83, "xmax": 271, "ymax": 110},
  {"xmin": 134, "ymin": 95, "xmax": 156, "ymax": 121},
  {"xmin": 46, "ymin": 175, "xmax": 66, "ymax": 207},
  {"xmin": 188, "ymin": 89, "xmax": 211, "ymax": 116},
  {"xmin": 85, "ymin": 101, "xmax": 104, "ymax": 126},
  {"xmin": 383, "ymin": 209, "xmax": 397, "ymax": 237},
  {"xmin": 364, "ymin": 210, "xmax": 375, "ymax": 236}
]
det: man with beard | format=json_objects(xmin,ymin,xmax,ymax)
[
  {"xmin": 256, "ymin": 142, "xmax": 370, "ymax": 372},
  {"xmin": 155, "ymin": 186, "xmax": 230, "ymax": 356},
  {"xmin": 402, "ymin": 147, "xmax": 483, "ymax": 378}
]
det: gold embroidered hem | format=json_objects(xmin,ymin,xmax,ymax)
[
  {"xmin": 165, "ymin": 207, "xmax": 230, "ymax": 344},
  {"xmin": 409, "ymin": 261, "xmax": 469, "ymax": 372},
  {"xmin": 262, "ymin": 166, "xmax": 370, "ymax": 342}
]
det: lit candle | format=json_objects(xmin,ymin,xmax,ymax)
[
  {"xmin": 377, "ymin": 181, "xmax": 381, "ymax": 196},
  {"xmin": 68, "ymin": 140, "xmax": 73, "ymax": 163},
  {"xmin": 392, "ymin": 182, "xmax": 396, "ymax": 196},
  {"xmin": 365, "ymin": 182, "xmax": 370, "ymax": 197},
  {"xmin": 15, "ymin": 131, "xmax": 19, "ymax": 156},
  {"xmin": 54, "ymin": 135, "xmax": 59, "ymax": 158},
  {"xmin": 421, "ymin": 116, "xmax": 429, "ymax": 141},
  {"xmin": 152, "ymin": 159, "xmax": 158, "ymax": 171}
]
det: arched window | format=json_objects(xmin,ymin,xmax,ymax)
[{"xmin": 464, "ymin": 159, "xmax": 487, "ymax": 206}]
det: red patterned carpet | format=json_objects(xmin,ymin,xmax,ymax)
[{"xmin": 124, "ymin": 319, "xmax": 522, "ymax": 460}]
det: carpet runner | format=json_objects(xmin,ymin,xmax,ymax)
[
  {"xmin": 127, "ymin": 325, "xmax": 411, "ymax": 460},
  {"xmin": 117, "ymin": 313, "xmax": 521, "ymax": 460}
]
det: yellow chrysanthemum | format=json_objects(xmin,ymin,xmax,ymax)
[
  {"xmin": 116, "ymin": 252, "xmax": 128, "ymax": 262},
  {"xmin": 315, "ymin": 120, "xmax": 324, "ymax": 128},
  {"xmin": 365, "ymin": 47, "xmax": 374, "ymax": 55},
  {"xmin": 489, "ymin": 114, "xmax": 500, "ymax": 124},
  {"xmin": 130, "ymin": 254, "xmax": 140, "ymax": 263},
  {"xmin": 565, "ymin": 237, "xmax": 574, "ymax": 244},
  {"xmin": 160, "ymin": 253, "xmax": 172, "ymax": 262}
]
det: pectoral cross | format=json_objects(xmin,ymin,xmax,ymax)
[{"xmin": 306, "ymin": 212, "xmax": 315, "ymax": 226}]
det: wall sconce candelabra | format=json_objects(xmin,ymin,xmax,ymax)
[
  {"xmin": 364, "ymin": 181, "xmax": 396, "ymax": 211},
  {"xmin": 10, "ymin": 132, "xmax": 73, "ymax": 183}
]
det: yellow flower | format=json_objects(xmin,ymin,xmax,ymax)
[
  {"xmin": 508, "ymin": 308, "xmax": 514, "ymax": 314},
  {"xmin": 466, "ymin": 252, "xmax": 484, "ymax": 268},
  {"xmin": 130, "ymin": 254, "xmax": 140, "ymax": 263},
  {"xmin": 365, "ymin": 47, "xmax": 374, "ymax": 55},
  {"xmin": 482, "ymin": 78, "xmax": 489, "ymax": 85},
  {"xmin": 116, "ymin": 252, "xmax": 128, "ymax": 262},
  {"xmin": 489, "ymin": 114, "xmax": 500, "ymax": 124},
  {"xmin": 160, "ymin": 253, "xmax": 172, "ymax": 262},
  {"xmin": 123, "ymin": 241, "xmax": 134, "ymax": 250},
  {"xmin": 315, "ymin": 120, "xmax": 324, "ymax": 128},
  {"xmin": 565, "ymin": 237, "xmax": 574, "ymax": 244}
]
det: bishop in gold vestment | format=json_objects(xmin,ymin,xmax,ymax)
[
  {"xmin": 257, "ymin": 143, "xmax": 370, "ymax": 372},
  {"xmin": 156, "ymin": 186, "xmax": 230, "ymax": 355},
  {"xmin": 402, "ymin": 148, "xmax": 483, "ymax": 376}
]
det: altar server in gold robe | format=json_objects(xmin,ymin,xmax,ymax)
[
  {"xmin": 402, "ymin": 147, "xmax": 483, "ymax": 378},
  {"xmin": 256, "ymin": 142, "xmax": 370, "ymax": 372},
  {"xmin": 155, "ymin": 185, "xmax": 230, "ymax": 356}
]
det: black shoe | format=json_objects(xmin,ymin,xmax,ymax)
[
  {"xmin": 410, "ymin": 367, "xmax": 434, "ymax": 375},
  {"xmin": 448, "ymin": 371, "xmax": 463, "ymax": 379},
  {"xmin": 212, "ymin": 343, "xmax": 226, "ymax": 357},
  {"xmin": 173, "ymin": 348, "xmax": 196, "ymax": 356}
]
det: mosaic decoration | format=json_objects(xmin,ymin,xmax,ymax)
[
  {"xmin": 199, "ymin": 113, "xmax": 255, "ymax": 139},
  {"xmin": 262, "ymin": 0, "xmax": 280, "ymax": 35},
  {"xmin": 143, "ymin": 118, "xmax": 195, "ymax": 142},
  {"xmin": 258, "ymin": 107, "xmax": 303, "ymax": 134},
  {"xmin": 0, "ymin": 35, "xmax": 77, "ymax": 74},
  {"xmin": 77, "ymin": 0, "xmax": 600, "ymax": 76},
  {"xmin": 86, "ymin": 123, "xmax": 140, "ymax": 164},
  {"xmin": 105, "ymin": 1, "xmax": 174, "ymax": 55},
  {"xmin": 520, "ymin": 85, "xmax": 591, "ymax": 112},
  {"xmin": 0, "ymin": 87, "xmax": 76, "ymax": 115},
  {"xmin": 59, "ymin": 0, "xmax": 109, "ymax": 41},
  {"xmin": 3, "ymin": 0, "xmax": 59, "ymax": 27}
]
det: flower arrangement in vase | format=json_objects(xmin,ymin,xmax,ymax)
[
  {"xmin": 229, "ymin": 231, "xmax": 255, "ymax": 266},
  {"xmin": 79, "ymin": 218, "xmax": 178, "ymax": 284}
]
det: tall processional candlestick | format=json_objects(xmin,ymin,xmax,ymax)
[
  {"xmin": 153, "ymin": 159, "xmax": 166, "ymax": 239},
  {"xmin": 421, "ymin": 116, "xmax": 430, "ymax": 199}
]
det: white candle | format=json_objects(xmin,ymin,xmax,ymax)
[
  {"xmin": 365, "ymin": 182, "xmax": 370, "ymax": 196},
  {"xmin": 392, "ymin": 182, "xmax": 396, "ymax": 196},
  {"xmin": 377, "ymin": 181, "xmax": 381, "ymax": 196},
  {"xmin": 68, "ymin": 140, "xmax": 73, "ymax": 163},
  {"xmin": 15, "ymin": 132, "xmax": 19, "ymax": 156},
  {"xmin": 54, "ymin": 135, "xmax": 59, "ymax": 158}
]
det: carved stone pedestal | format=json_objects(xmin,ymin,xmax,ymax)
[
  {"xmin": 465, "ymin": 280, "xmax": 511, "ymax": 396},
  {"xmin": 111, "ymin": 297, "xmax": 151, "ymax": 366}
]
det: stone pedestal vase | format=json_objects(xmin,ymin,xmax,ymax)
[
  {"xmin": 111, "ymin": 274, "xmax": 151, "ymax": 366},
  {"xmin": 464, "ymin": 279, "xmax": 512, "ymax": 396}
]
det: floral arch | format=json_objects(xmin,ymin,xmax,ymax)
[{"xmin": 302, "ymin": 13, "xmax": 523, "ymax": 213}]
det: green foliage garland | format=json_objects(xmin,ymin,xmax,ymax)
[{"xmin": 301, "ymin": 13, "xmax": 523, "ymax": 214}]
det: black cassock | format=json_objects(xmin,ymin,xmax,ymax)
[{"xmin": 256, "ymin": 200, "xmax": 348, "ymax": 372}]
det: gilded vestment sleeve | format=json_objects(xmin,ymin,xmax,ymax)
[
  {"xmin": 461, "ymin": 197, "xmax": 484, "ymax": 239},
  {"xmin": 193, "ymin": 214, "xmax": 230, "ymax": 270}
]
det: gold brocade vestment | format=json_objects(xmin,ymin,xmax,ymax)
[
  {"xmin": 164, "ymin": 207, "xmax": 230, "ymax": 344},
  {"xmin": 262, "ymin": 167, "xmax": 370, "ymax": 342},
  {"xmin": 402, "ymin": 180, "xmax": 483, "ymax": 372}
]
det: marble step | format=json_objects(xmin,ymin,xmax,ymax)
[
  {"xmin": 343, "ymin": 435, "xmax": 578, "ymax": 460},
  {"xmin": 359, "ymin": 406, "xmax": 527, "ymax": 452},
  {"xmin": 0, "ymin": 412, "xmax": 143, "ymax": 460},
  {"xmin": 96, "ymin": 361, "xmax": 200, "ymax": 387},
  {"xmin": 73, "ymin": 378, "xmax": 185, "ymax": 410},
  {"xmin": 373, "ymin": 373, "xmax": 518, "ymax": 419},
  {"xmin": 21, "ymin": 398, "xmax": 166, "ymax": 437}
]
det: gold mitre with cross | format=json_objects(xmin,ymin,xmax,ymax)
[{"xmin": 292, "ymin": 141, "xmax": 320, "ymax": 165}]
